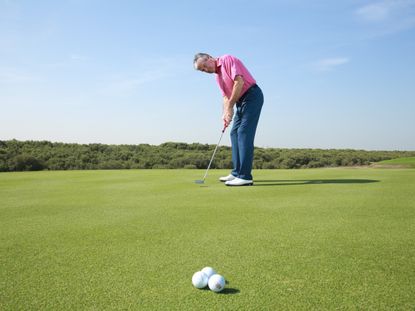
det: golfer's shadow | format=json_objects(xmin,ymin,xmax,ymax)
[{"xmin": 254, "ymin": 179, "xmax": 379, "ymax": 186}]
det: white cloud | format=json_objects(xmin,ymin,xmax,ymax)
[
  {"xmin": 102, "ymin": 70, "xmax": 170, "ymax": 95},
  {"xmin": 356, "ymin": 0, "xmax": 415, "ymax": 32},
  {"xmin": 356, "ymin": 0, "xmax": 415, "ymax": 23},
  {"xmin": 312, "ymin": 57, "xmax": 350, "ymax": 72},
  {"xmin": 70, "ymin": 54, "xmax": 87, "ymax": 61},
  {"xmin": 0, "ymin": 68, "xmax": 37, "ymax": 83},
  {"xmin": 96, "ymin": 56, "xmax": 188, "ymax": 96},
  {"xmin": 356, "ymin": 2, "xmax": 391, "ymax": 21}
]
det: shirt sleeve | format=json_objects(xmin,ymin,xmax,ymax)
[
  {"xmin": 229, "ymin": 56, "xmax": 244, "ymax": 81},
  {"xmin": 215, "ymin": 74, "xmax": 226, "ymax": 97}
]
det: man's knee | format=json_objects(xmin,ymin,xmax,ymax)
[
  {"xmin": 230, "ymin": 126, "xmax": 239, "ymax": 137},
  {"xmin": 237, "ymin": 126, "xmax": 256, "ymax": 142}
]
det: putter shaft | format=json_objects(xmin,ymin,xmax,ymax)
[{"xmin": 197, "ymin": 127, "xmax": 226, "ymax": 183}]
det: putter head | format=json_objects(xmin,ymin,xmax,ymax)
[{"xmin": 195, "ymin": 180, "xmax": 205, "ymax": 184}]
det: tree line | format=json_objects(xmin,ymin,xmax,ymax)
[{"xmin": 1, "ymin": 139, "xmax": 414, "ymax": 172}]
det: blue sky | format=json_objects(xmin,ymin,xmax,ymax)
[{"xmin": 1, "ymin": 0, "xmax": 414, "ymax": 150}]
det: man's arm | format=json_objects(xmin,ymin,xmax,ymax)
[{"xmin": 223, "ymin": 75, "xmax": 244, "ymax": 127}]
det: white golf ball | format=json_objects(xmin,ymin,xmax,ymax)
[
  {"xmin": 201, "ymin": 266, "xmax": 216, "ymax": 279},
  {"xmin": 192, "ymin": 271, "xmax": 208, "ymax": 289},
  {"xmin": 208, "ymin": 274, "xmax": 225, "ymax": 292}
]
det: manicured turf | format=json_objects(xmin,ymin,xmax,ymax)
[
  {"xmin": 1, "ymin": 169, "xmax": 414, "ymax": 310},
  {"xmin": 377, "ymin": 157, "xmax": 415, "ymax": 168}
]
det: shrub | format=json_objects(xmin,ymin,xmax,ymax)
[{"xmin": 12, "ymin": 154, "xmax": 45, "ymax": 171}]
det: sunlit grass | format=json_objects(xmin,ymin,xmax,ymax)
[{"xmin": 1, "ymin": 169, "xmax": 414, "ymax": 310}]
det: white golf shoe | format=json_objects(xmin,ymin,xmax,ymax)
[
  {"xmin": 219, "ymin": 174, "xmax": 236, "ymax": 182},
  {"xmin": 225, "ymin": 177, "xmax": 253, "ymax": 186}
]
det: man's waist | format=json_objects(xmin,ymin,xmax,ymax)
[{"xmin": 238, "ymin": 84, "xmax": 258, "ymax": 102}]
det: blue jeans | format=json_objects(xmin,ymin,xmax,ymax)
[{"xmin": 230, "ymin": 84, "xmax": 263, "ymax": 180}]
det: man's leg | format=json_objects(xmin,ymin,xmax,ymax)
[
  {"xmin": 237, "ymin": 87, "xmax": 263, "ymax": 180},
  {"xmin": 230, "ymin": 109, "xmax": 242, "ymax": 177}
]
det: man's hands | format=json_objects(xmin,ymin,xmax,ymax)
[{"xmin": 222, "ymin": 104, "xmax": 233, "ymax": 128}]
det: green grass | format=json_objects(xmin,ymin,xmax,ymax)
[
  {"xmin": 1, "ymin": 169, "xmax": 415, "ymax": 310},
  {"xmin": 377, "ymin": 157, "xmax": 415, "ymax": 168}
]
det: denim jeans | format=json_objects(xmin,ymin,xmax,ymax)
[{"xmin": 230, "ymin": 84, "xmax": 264, "ymax": 180}]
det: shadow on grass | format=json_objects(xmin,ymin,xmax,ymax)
[
  {"xmin": 198, "ymin": 286, "xmax": 240, "ymax": 295},
  {"xmin": 217, "ymin": 288, "xmax": 240, "ymax": 295},
  {"xmin": 254, "ymin": 179, "xmax": 379, "ymax": 186}
]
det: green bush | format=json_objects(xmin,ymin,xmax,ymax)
[
  {"xmin": 11, "ymin": 154, "xmax": 45, "ymax": 171},
  {"xmin": 1, "ymin": 140, "xmax": 414, "ymax": 171}
]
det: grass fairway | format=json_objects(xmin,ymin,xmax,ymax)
[
  {"xmin": 1, "ymin": 169, "xmax": 415, "ymax": 310},
  {"xmin": 376, "ymin": 157, "xmax": 415, "ymax": 168}
]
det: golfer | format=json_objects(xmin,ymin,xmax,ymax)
[{"xmin": 194, "ymin": 53, "xmax": 264, "ymax": 186}]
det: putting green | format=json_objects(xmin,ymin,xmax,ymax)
[{"xmin": 1, "ymin": 169, "xmax": 414, "ymax": 310}]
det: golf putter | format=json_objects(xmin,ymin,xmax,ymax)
[{"xmin": 195, "ymin": 124, "xmax": 228, "ymax": 184}]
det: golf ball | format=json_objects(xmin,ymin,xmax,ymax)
[
  {"xmin": 192, "ymin": 271, "xmax": 208, "ymax": 289},
  {"xmin": 201, "ymin": 266, "xmax": 216, "ymax": 279},
  {"xmin": 208, "ymin": 274, "xmax": 225, "ymax": 292}
]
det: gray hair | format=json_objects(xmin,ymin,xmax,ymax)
[{"xmin": 193, "ymin": 53, "xmax": 212, "ymax": 66}]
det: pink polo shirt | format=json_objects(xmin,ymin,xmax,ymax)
[{"xmin": 215, "ymin": 54, "xmax": 256, "ymax": 99}]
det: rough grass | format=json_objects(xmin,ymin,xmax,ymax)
[
  {"xmin": 376, "ymin": 157, "xmax": 415, "ymax": 168},
  {"xmin": 1, "ymin": 169, "xmax": 415, "ymax": 310}
]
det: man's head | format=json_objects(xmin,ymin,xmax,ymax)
[{"xmin": 193, "ymin": 53, "xmax": 217, "ymax": 73}]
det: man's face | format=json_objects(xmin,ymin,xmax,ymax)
[{"xmin": 195, "ymin": 57, "xmax": 216, "ymax": 74}]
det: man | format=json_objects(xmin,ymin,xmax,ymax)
[{"xmin": 194, "ymin": 53, "xmax": 264, "ymax": 186}]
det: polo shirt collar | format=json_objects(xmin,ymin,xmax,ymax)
[{"xmin": 216, "ymin": 57, "xmax": 222, "ymax": 74}]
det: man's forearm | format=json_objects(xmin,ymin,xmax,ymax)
[
  {"xmin": 222, "ymin": 76, "xmax": 244, "ymax": 126},
  {"xmin": 223, "ymin": 96, "xmax": 229, "ymax": 110}
]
